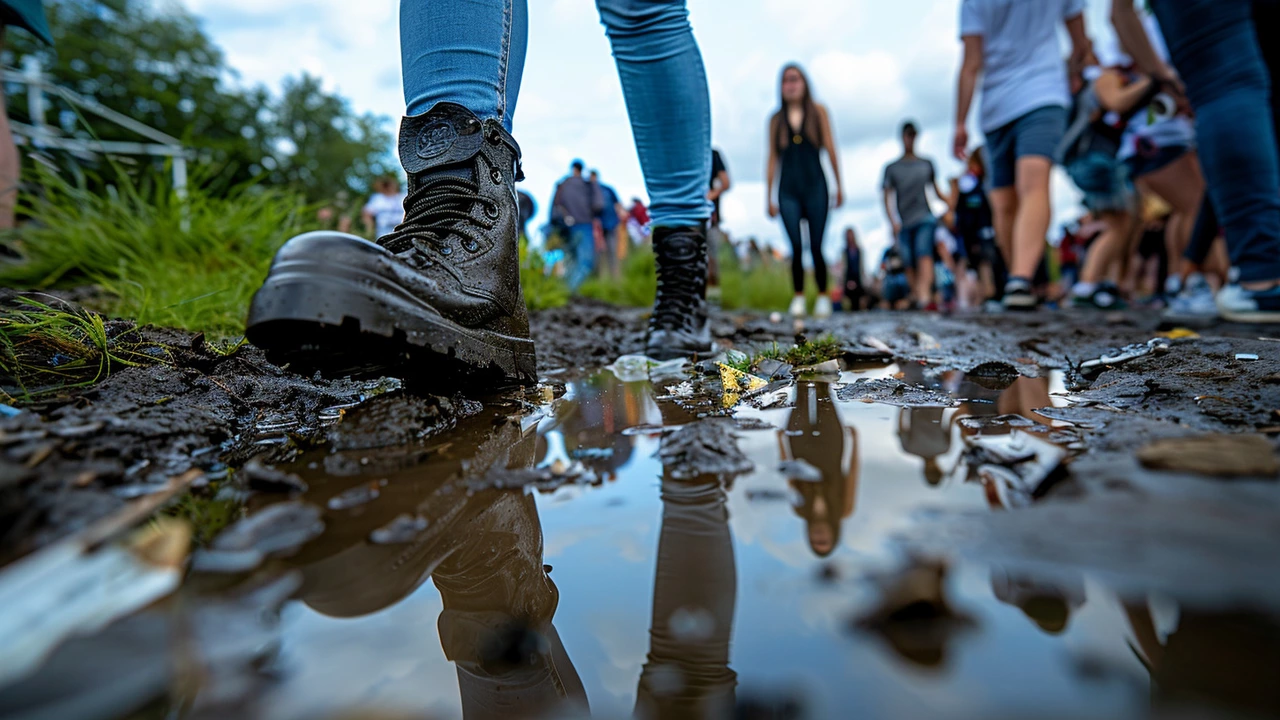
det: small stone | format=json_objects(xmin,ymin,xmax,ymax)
[{"xmin": 1136, "ymin": 434, "xmax": 1279, "ymax": 478}]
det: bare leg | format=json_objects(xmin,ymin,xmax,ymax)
[
  {"xmin": 1136, "ymin": 152, "xmax": 1206, "ymax": 283},
  {"xmin": 1079, "ymin": 212, "xmax": 1132, "ymax": 285},
  {"xmin": 1010, "ymin": 156, "xmax": 1052, "ymax": 279},
  {"xmin": 916, "ymin": 256, "xmax": 935, "ymax": 306},
  {"xmin": 989, "ymin": 187, "xmax": 1017, "ymax": 276},
  {"xmin": 0, "ymin": 58, "xmax": 18, "ymax": 230}
]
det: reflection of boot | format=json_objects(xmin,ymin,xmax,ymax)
[
  {"xmin": 647, "ymin": 225, "xmax": 714, "ymax": 360},
  {"xmin": 247, "ymin": 102, "xmax": 535, "ymax": 387}
]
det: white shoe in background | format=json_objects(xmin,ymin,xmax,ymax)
[
  {"xmin": 814, "ymin": 295, "xmax": 833, "ymax": 318},
  {"xmin": 788, "ymin": 295, "xmax": 807, "ymax": 317}
]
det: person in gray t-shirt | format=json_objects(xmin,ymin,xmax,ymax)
[{"xmin": 882, "ymin": 121, "xmax": 947, "ymax": 308}]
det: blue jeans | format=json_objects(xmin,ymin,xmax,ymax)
[
  {"xmin": 565, "ymin": 223, "xmax": 595, "ymax": 291},
  {"xmin": 897, "ymin": 220, "xmax": 937, "ymax": 270},
  {"xmin": 401, "ymin": 0, "xmax": 711, "ymax": 229},
  {"xmin": 1153, "ymin": 0, "xmax": 1280, "ymax": 282}
]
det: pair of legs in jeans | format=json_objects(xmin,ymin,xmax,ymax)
[
  {"xmin": 402, "ymin": 0, "xmax": 710, "ymax": 229},
  {"xmin": 1150, "ymin": 0, "xmax": 1280, "ymax": 317}
]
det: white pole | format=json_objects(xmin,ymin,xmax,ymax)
[{"xmin": 21, "ymin": 57, "xmax": 46, "ymax": 147}]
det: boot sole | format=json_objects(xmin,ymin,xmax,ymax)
[{"xmin": 246, "ymin": 259, "xmax": 536, "ymax": 389}]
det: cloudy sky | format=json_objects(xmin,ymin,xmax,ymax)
[{"xmin": 181, "ymin": 0, "xmax": 1120, "ymax": 270}]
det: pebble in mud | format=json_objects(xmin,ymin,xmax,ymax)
[
  {"xmin": 327, "ymin": 479, "xmax": 388, "ymax": 510},
  {"xmin": 369, "ymin": 514, "xmax": 430, "ymax": 544},
  {"xmin": 657, "ymin": 419, "xmax": 753, "ymax": 481},
  {"xmin": 835, "ymin": 378, "xmax": 958, "ymax": 408}
]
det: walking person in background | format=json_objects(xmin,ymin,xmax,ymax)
[
  {"xmin": 553, "ymin": 160, "xmax": 603, "ymax": 291},
  {"xmin": 0, "ymin": 2, "xmax": 53, "ymax": 229},
  {"xmin": 706, "ymin": 148, "xmax": 731, "ymax": 289},
  {"xmin": 1114, "ymin": 0, "xmax": 1280, "ymax": 322},
  {"xmin": 883, "ymin": 121, "xmax": 947, "ymax": 310},
  {"xmin": 627, "ymin": 196, "xmax": 651, "ymax": 245},
  {"xmin": 766, "ymin": 64, "xmax": 844, "ymax": 319},
  {"xmin": 361, "ymin": 176, "xmax": 407, "ymax": 241},
  {"xmin": 955, "ymin": 0, "xmax": 1091, "ymax": 310},
  {"xmin": 843, "ymin": 228, "xmax": 865, "ymax": 311},
  {"xmin": 588, "ymin": 169, "xmax": 623, "ymax": 278},
  {"xmin": 950, "ymin": 148, "xmax": 1000, "ymax": 305}
]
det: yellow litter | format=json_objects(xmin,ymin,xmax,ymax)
[
  {"xmin": 718, "ymin": 363, "xmax": 768, "ymax": 407},
  {"xmin": 1157, "ymin": 327, "xmax": 1200, "ymax": 339}
]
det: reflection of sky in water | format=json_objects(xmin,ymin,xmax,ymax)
[{"xmin": 261, "ymin": 368, "xmax": 1148, "ymax": 720}]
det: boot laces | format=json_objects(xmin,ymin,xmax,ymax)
[
  {"xmin": 651, "ymin": 238, "xmax": 703, "ymax": 330},
  {"xmin": 380, "ymin": 176, "xmax": 498, "ymax": 258}
]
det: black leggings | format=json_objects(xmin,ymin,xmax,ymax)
[{"xmin": 778, "ymin": 185, "xmax": 829, "ymax": 293}]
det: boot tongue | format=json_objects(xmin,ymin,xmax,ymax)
[{"xmin": 399, "ymin": 103, "xmax": 484, "ymax": 179}]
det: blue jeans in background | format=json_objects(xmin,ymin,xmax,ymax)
[
  {"xmin": 1153, "ymin": 0, "xmax": 1280, "ymax": 283},
  {"xmin": 401, "ymin": 0, "xmax": 710, "ymax": 229},
  {"xmin": 897, "ymin": 220, "xmax": 937, "ymax": 271},
  {"xmin": 565, "ymin": 223, "xmax": 596, "ymax": 291}
]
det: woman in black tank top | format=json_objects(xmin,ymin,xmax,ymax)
[{"xmin": 766, "ymin": 64, "xmax": 844, "ymax": 317}]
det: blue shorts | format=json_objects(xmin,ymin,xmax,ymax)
[
  {"xmin": 897, "ymin": 220, "xmax": 937, "ymax": 269},
  {"xmin": 1067, "ymin": 151, "xmax": 1134, "ymax": 214},
  {"xmin": 985, "ymin": 105, "xmax": 1068, "ymax": 190},
  {"xmin": 883, "ymin": 274, "xmax": 910, "ymax": 303},
  {"xmin": 1126, "ymin": 144, "xmax": 1189, "ymax": 178}
]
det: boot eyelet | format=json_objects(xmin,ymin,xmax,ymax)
[
  {"xmin": 439, "ymin": 245, "xmax": 453, "ymax": 256},
  {"xmin": 486, "ymin": 128, "xmax": 502, "ymax": 144},
  {"xmin": 484, "ymin": 203, "xmax": 500, "ymax": 219},
  {"xmin": 489, "ymin": 169, "xmax": 503, "ymax": 184},
  {"xmin": 463, "ymin": 239, "xmax": 480, "ymax": 253}
]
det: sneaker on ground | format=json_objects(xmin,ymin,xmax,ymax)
[
  {"xmin": 1001, "ymin": 278, "xmax": 1037, "ymax": 311},
  {"xmin": 246, "ymin": 102, "xmax": 536, "ymax": 388},
  {"xmin": 1217, "ymin": 283, "xmax": 1280, "ymax": 323},
  {"xmin": 813, "ymin": 295, "xmax": 833, "ymax": 319},
  {"xmin": 788, "ymin": 295, "xmax": 807, "ymax": 317},
  {"xmin": 1162, "ymin": 274, "xmax": 1218, "ymax": 324}
]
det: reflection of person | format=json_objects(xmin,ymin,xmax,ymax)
[
  {"xmin": 780, "ymin": 382, "xmax": 858, "ymax": 557},
  {"xmin": 843, "ymin": 228, "xmax": 865, "ymax": 312},
  {"xmin": 995, "ymin": 376, "xmax": 1052, "ymax": 425},
  {"xmin": 1125, "ymin": 602, "xmax": 1280, "ymax": 717},
  {"xmin": 361, "ymin": 176, "xmax": 407, "ymax": 240},
  {"xmin": 543, "ymin": 371, "xmax": 660, "ymax": 481},
  {"xmin": 634, "ymin": 389, "xmax": 740, "ymax": 719},
  {"xmin": 288, "ymin": 414, "xmax": 588, "ymax": 720},
  {"xmin": 990, "ymin": 567, "xmax": 1085, "ymax": 635},
  {"xmin": 766, "ymin": 64, "xmax": 844, "ymax": 319},
  {"xmin": 899, "ymin": 407, "xmax": 949, "ymax": 487}
]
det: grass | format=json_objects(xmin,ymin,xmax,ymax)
[
  {"xmin": 0, "ymin": 296, "xmax": 168, "ymax": 402},
  {"xmin": 520, "ymin": 236, "xmax": 570, "ymax": 311},
  {"xmin": 722, "ymin": 333, "xmax": 844, "ymax": 375},
  {"xmin": 163, "ymin": 481, "xmax": 242, "ymax": 548},
  {"xmin": 0, "ymin": 164, "xmax": 311, "ymax": 340},
  {"xmin": 578, "ymin": 246, "xmax": 658, "ymax": 307}
]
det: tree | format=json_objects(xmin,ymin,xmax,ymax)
[{"xmin": 3, "ymin": 0, "xmax": 394, "ymax": 201}]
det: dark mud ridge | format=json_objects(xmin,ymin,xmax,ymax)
[{"xmin": 4, "ymin": 298, "xmax": 1280, "ymax": 565}]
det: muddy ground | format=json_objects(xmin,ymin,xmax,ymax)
[{"xmin": 2, "ymin": 297, "xmax": 1278, "ymax": 568}]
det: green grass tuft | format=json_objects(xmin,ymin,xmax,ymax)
[
  {"xmin": 0, "ymin": 296, "xmax": 169, "ymax": 402},
  {"xmin": 0, "ymin": 165, "xmax": 311, "ymax": 340}
]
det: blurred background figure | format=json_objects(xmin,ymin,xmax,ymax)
[
  {"xmin": 766, "ymin": 63, "xmax": 843, "ymax": 319},
  {"xmin": 589, "ymin": 169, "xmax": 622, "ymax": 278},
  {"xmin": 883, "ymin": 121, "xmax": 946, "ymax": 311},
  {"xmin": 949, "ymin": 148, "xmax": 1000, "ymax": 306},
  {"xmin": 361, "ymin": 175, "xmax": 405, "ymax": 241},
  {"xmin": 707, "ymin": 147, "xmax": 731, "ymax": 292},
  {"xmin": 552, "ymin": 160, "xmax": 603, "ymax": 291},
  {"xmin": 955, "ymin": 0, "xmax": 1091, "ymax": 310},
  {"xmin": 0, "ymin": 0, "xmax": 52, "ymax": 229},
  {"xmin": 842, "ymin": 227, "xmax": 865, "ymax": 312}
]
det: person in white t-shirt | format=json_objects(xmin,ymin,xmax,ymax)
[
  {"xmin": 954, "ymin": 0, "xmax": 1092, "ymax": 310},
  {"xmin": 362, "ymin": 177, "xmax": 408, "ymax": 240}
]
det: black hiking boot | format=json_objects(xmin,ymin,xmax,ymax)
[
  {"xmin": 645, "ymin": 224, "xmax": 714, "ymax": 361},
  {"xmin": 246, "ymin": 102, "xmax": 535, "ymax": 388}
]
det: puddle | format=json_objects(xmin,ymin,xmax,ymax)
[{"xmin": 6, "ymin": 362, "xmax": 1277, "ymax": 720}]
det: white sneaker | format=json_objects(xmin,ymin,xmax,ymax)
[
  {"xmin": 814, "ymin": 295, "xmax": 833, "ymax": 318},
  {"xmin": 788, "ymin": 295, "xmax": 807, "ymax": 317},
  {"xmin": 1162, "ymin": 274, "xmax": 1218, "ymax": 324}
]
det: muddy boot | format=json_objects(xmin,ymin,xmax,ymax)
[
  {"xmin": 645, "ymin": 224, "xmax": 714, "ymax": 361},
  {"xmin": 246, "ymin": 102, "xmax": 535, "ymax": 388}
]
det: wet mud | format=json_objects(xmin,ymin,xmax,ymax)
[{"xmin": 3, "ymin": 299, "xmax": 1280, "ymax": 719}]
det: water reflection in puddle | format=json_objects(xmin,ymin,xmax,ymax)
[{"xmin": 244, "ymin": 363, "xmax": 1163, "ymax": 720}]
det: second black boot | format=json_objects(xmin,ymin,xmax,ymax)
[
  {"xmin": 645, "ymin": 224, "xmax": 714, "ymax": 361},
  {"xmin": 246, "ymin": 102, "xmax": 536, "ymax": 388}
]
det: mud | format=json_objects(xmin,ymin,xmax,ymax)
[{"xmin": 4, "ymin": 298, "xmax": 1280, "ymax": 719}]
